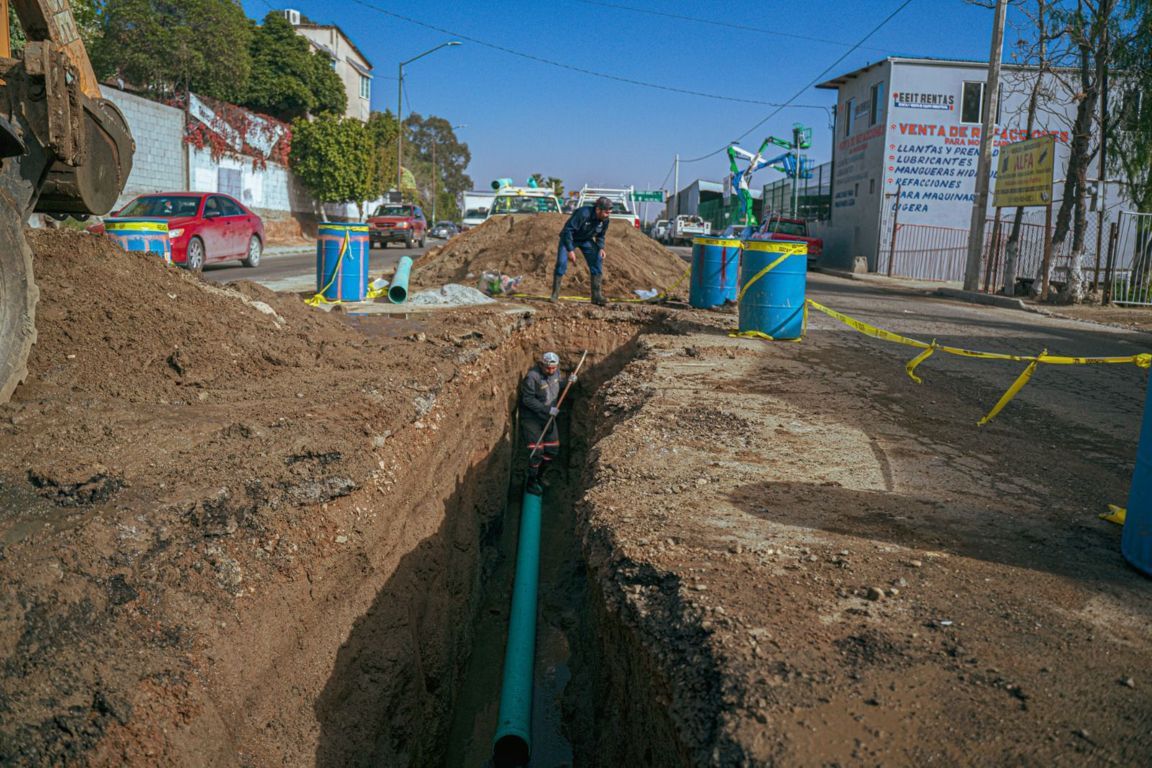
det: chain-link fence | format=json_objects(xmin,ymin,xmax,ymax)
[
  {"xmin": 877, "ymin": 201, "xmax": 1113, "ymax": 293},
  {"xmin": 1107, "ymin": 211, "xmax": 1152, "ymax": 305}
]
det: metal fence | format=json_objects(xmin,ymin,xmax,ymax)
[
  {"xmin": 761, "ymin": 161, "xmax": 832, "ymax": 222},
  {"xmin": 878, "ymin": 203, "xmax": 1111, "ymax": 292},
  {"xmin": 1108, "ymin": 211, "xmax": 1152, "ymax": 305}
]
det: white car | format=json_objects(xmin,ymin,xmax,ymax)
[{"xmin": 651, "ymin": 219, "xmax": 670, "ymax": 241}]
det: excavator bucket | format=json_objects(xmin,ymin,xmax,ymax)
[
  {"xmin": 0, "ymin": 0, "xmax": 135, "ymax": 402},
  {"xmin": 0, "ymin": 201, "xmax": 38, "ymax": 403}
]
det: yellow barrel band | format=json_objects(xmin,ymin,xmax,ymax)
[
  {"xmin": 742, "ymin": 240, "xmax": 807, "ymax": 255},
  {"xmin": 692, "ymin": 238, "xmax": 743, "ymax": 247},
  {"xmin": 319, "ymin": 223, "xmax": 370, "ymax": 233},
  {"xmin": 106, "ymin": 221, "xmax": 169, "ymax": 233}
]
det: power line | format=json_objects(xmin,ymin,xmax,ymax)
[
  {"xmin": 575, "ymin": 0, "xmax": 890, "ymax": 54},
  {"xmin": 680, "ymin": 0, "xmax": 915, "ymax": 164},
  {"xmin": 344, "ymin": 0, "xmax": 829, "ymax": 109}
]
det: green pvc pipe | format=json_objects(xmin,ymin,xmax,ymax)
[
  {"xmin": 492, "ymin": 489, "xmax": 543, "ymax": 766},
  {"xmin": 388, "ymin": 255, "xmax": 413, "ymax": 304}
]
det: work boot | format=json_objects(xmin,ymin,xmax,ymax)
[
  {"xmin": 526, "ymin": 466, "xmax": 544, "ymax": 495},
  {"xmin": 536, "ymin": 459, "xmax": 552, "ymax": 488},
  {"xmin": 591, "ymin": 275, "xmax": 607, "ymax": 306},
  {"xmin": 549, "ymin": 274, "xmax": 563, "ymax": 303}
]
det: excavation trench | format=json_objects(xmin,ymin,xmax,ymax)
[{"xmin": 304, "ymin": 312, "xmax": 674, "ymax": 768}]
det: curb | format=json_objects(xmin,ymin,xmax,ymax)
[
  {"xmin": 814, "ymin": 267, "xmax": 1040, "ymax": 314},
  {"xmin": 933, "ymin": 287, "xmax": 1031, "ymax": 312}
]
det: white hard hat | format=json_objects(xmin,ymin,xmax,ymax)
[{"xmin": 541, "ymin": 351, "xmax": 560, "ymax": 366}]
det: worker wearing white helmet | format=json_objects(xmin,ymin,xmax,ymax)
[{"xmin": 518, "ymin": 350, "xmax": 577, "ymax": 494}]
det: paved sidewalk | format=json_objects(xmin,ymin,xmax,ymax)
[
  {"xmin": 815, "ymin": 266, "xmax": 1037, "ymax": 312},
  {"xmin": 264, "ymin": 242, "xmax": 315, "ymax": 258}
]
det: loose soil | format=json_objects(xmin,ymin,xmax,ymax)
[
  {"xmin": 1, "ymin": 230, "xmax": 1150, "ymax": 767},
  {"xmin": 412, "ymin": 213, "xmax": 689, "ymax": 300}
]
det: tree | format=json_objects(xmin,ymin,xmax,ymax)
[
  {"xmin": 92, "ymin": 0, "xmax": 252, "ymax": 102},
  {"xmin": 1111, "ymin": 1, "xmax": 1152, "ymax": 212},
  {"xmin": 290, "ymin": 114, "xmax": 381, "ymax": 218},
  {"xmin": 402, "ymin": 113, "xmax": 472, "ymax": 209},
  {"xmin": 530, "ymin": 173, "xmax": 565, "ymax": 197},
  {"xmin": 242, "ymin": 13, "xmax": 346, "ymax": 122},
  {"xmin": 366, "ymin": 110, "xmax": 400, "ymax": 197}
]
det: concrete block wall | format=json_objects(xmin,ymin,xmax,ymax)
[
  {"xmin": 98, "ymin": 86, "xmax": 363, "ymax": 239},
  {"xmin": 100, "ymin": 86, "xmax": 186, "ymax": 208}
]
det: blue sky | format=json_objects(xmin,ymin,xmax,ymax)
[{"xmin": 240, "ymin": 0, "xmax": 1008, "ymax": 195}]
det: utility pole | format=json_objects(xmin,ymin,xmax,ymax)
[
  {"xmin": 962, "ymin": 0, "xmax": 1009, "ymax": 292},
  {"xmin": 673, "ymin": 154, "xmax": 680, "ymax": 218}
]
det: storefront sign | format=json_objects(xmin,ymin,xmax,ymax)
[
  {"xmin": 893, "ymin": 92, "xmax": 955, "ymax": 111},
  {"xmin": 992, "ymin": 135, "xmax": 1056, "ymax": 208}
]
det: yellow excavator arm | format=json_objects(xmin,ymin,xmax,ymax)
[{"xmin": 0, "ymin": 0, "xmax": 135, "ymax": 402}]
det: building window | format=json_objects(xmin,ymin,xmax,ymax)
[
  {"xmin": 869, "ymin": 178, "xmax": 875, "ymax": 195},
  {"xmin": 845, "ymin": 98, "xmax": 855, "ymax": 136},
  {"xmin": 870, "ymin": 82, "xmax": 885, "ymax": 126},
  {"xmin": 962, "ymin": 81, "xmax": 1003, "ymax": 124},
  {"xmin": 359, "ymin": 74, "xmax": 370, "ymax": 100}
]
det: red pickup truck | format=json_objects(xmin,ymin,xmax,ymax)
[
  {"xmin": 367, "ymin": 203, "xmax": 427, "ymax": 249},
  {"xmin": 750, "ymin": 216, "xmax": 823, "ymax": 263}
]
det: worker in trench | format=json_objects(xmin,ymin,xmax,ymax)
[
  {"xmin": 552, "ymin": 196, "xmax": 611, "ymax": 305},
  {"xmin": 519, "ymin": 351, "xmax": 577, "ymax": 495}
]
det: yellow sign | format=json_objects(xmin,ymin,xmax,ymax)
[{"xmin": 993, "ymin": 136, "xmax": 1055, "ymax": 208}]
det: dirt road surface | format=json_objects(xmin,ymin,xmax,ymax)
[{"xmin": 0, "ymin": 231, "xmax": 1149, "ymax": 766}]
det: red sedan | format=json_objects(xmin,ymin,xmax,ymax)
[{"xmin": 97, "ymin": 192, "xmax": 265, "ymax": 271}]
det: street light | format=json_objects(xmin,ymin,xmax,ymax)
[
  {"xmin": 397, "ymin": 41, "xmax": 461, "ymax": 198},
  {"xmin": 432, "ymin": 124, "xmax": 467, "ymax": 225}
]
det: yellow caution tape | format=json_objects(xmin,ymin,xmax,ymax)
[
  {"xmin": 306, "ymin": 229, "xmax": 352, "ymax": 307},
  {"xmin": 737, "ymin": 253, "xmax": 790, "ymax": 303},
  {"xmin": 1100, "ymin": 504, "xmax": 1127, "ymax": 525},
  {"xmin": 904, "ymin": 343, "xmax": 937, "ymax": 384},
  {"xmin": 307, "ymin": 229, "xmax": 387, "ymax": 306},
  {"xmin": 805, "ymin": 299, "xmax": 1151, "ymax": 425},
  {"xmin": 976, "ymin": 354, "xmax": 1043, "ymax": 426},
  {"xmin": 507, "ymin": 264, "xmax": 695, "ymax": 305}
]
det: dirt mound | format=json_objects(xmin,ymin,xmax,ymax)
[
  {"xmin": 412, "ymin": 213, "xmax": 688, "ymax": 299},
  {"xmin": 22, "ymin": 230, "xmax": 354, "ymax": 404}
]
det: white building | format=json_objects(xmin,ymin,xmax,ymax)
[
  {"xmin": 281, "ymin": 9, "xmax": 374, "ymax": 122},
  {"xmin": 815, "ymin": 57, "xmax": 1122, "ymax": 279}
]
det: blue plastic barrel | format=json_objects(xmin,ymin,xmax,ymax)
[
  {"xmin": 316, "ymin": 222, "xmax": 370, "ymax": 302},
  {"xmin": 689, "ymin": 237, "xmax": 742, "ymax": 308},
  {"xmin": 105, "ymin": 218, "xmax": 171, "ymax": 263},
  {"xmin": 738, "ymin": 240, "xmax": 808, "ymax": 339},
  {"xmin": 1123, "ymin": 378, "xmax": 1152, "ymax": 576}
]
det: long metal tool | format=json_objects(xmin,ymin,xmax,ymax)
[{"xmin": 527, "ymin": 349, "xmax": 588, "ymax": 461}]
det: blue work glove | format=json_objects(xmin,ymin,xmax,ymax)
[
  {"xmin": 549, "ymin": 406, "xmax": 559, "ymax": 417},
  {"xmin": 568, "ymin": 372, "xmax": 578, "ymax": 385}
]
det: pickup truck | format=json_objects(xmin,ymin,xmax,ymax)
[
  {"xmin": 577, "ymin": 186, "xmax": 641, "ymax": 229},
  {"xmin": 749, "ymin": 216, "xmax": 823, "ymax": 262},
  {"xmin": 368, "ymin": 203, "xmax": 427, "ymax": 249},
  {"xmin": 650, "ymin": 219, "xmax": 670, "ymax": 242},
  {"xmin": 667, "ymin": 215, "xmax": 711, "ymax": 245}
]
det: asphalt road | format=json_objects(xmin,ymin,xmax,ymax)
[{"xmin": 201, "ymin": 241, "xmax": 432, "ymax": 291}]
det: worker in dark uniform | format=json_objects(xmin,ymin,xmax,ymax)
[
  {"xmin": 552, "ymin": 196, "xmax": 612, "ymax": 305},
  {"xmin": 519, "ymin": 351, "xmax": 577, "ymax": 495}
]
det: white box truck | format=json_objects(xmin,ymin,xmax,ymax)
[{"xmin": 460, "ymin": 191, "xmax": 496, "ymax": 231}]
